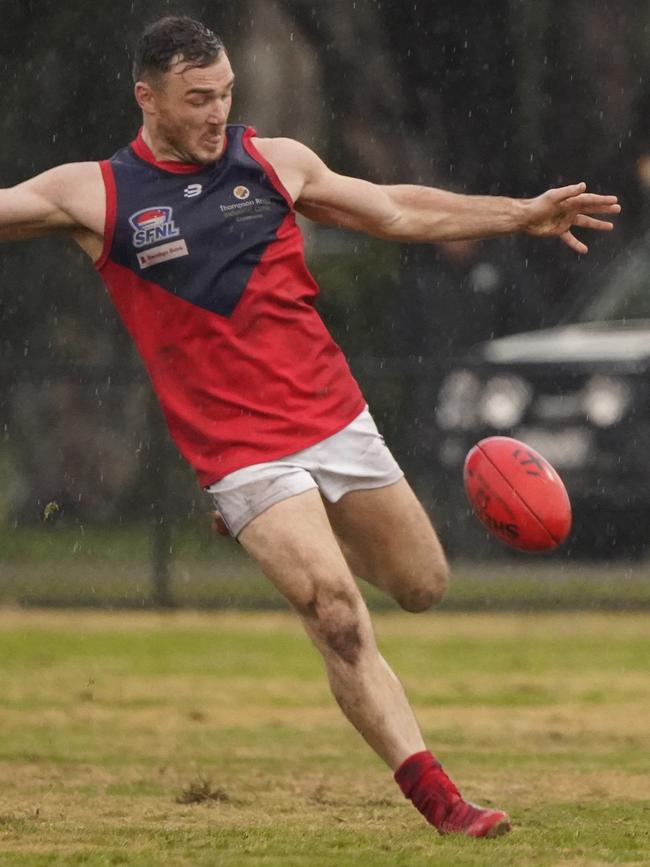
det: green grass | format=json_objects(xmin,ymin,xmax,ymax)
[
  {"xmin": 1, "ymin": 523, "xmax": 649, "ymax": 610},
  {"xmin": 0, "ymin": 610, "xmax": 648, "ymax": 865}
]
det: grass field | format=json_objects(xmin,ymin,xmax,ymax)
[
  {"xmin": 0, "ymin": 609, "xmax": 648, "ymax": 865},
  {"xmin": 1, "ymin": 523, "xmax": 650, "ymax": 610}
]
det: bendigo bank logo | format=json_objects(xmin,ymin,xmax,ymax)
[{"xmin": 129, "ymin": 207, "xmax": 180, "ymax": 248}]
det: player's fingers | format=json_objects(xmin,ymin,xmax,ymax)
[
  {"xmin": 561, "ymin": 230, "xmax": 588, "ymax": 255},
  {"xmin": 573, "ymin": 214, "xmax": 614, "ymax": 231},
  {"xmin": 548, "ymin": 182, "xmax": 587, "ymax": 202},
  {"xmin": 569, "ymin": 194, "xmax": 620, "ymax": 212}
]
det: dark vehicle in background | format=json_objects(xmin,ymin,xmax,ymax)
[{"xmin": 434, "ymin": 238, "xmax": 650, "ymax": 558}]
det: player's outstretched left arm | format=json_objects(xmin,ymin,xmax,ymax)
[
  {"xmin": 380, "ymin": 180, "xmax": 620, "ymax": 255},
  {"xmin": 258, "ymin": 138, "xmax": 620, "ymax": 254}
]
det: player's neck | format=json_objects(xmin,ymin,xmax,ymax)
[
  {"xmin": 135, "ymin": 126, "xmax": 205, "ymax": 174},
  {"xmin": 140, "ymin": 126, "xmax": 185, "ymax": 164}
]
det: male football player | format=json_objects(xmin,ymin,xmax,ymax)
[{"xmin": 0, "ymin": 16, "xmax": 620, "ymax": 838}]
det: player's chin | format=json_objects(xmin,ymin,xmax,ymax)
[
  {"xmin": 193, "ymin": 137, "xmax": 224, "ymax": 164},
  {"xmin": 188, "ymin": 146, "xmax": 219, "ymax": 165}
]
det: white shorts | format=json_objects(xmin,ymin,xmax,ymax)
[{"xmin": 206, "ymin": 407, "xmax": 404, "ymax": 538}]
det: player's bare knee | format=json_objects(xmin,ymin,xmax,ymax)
[
  {"xmin": 397, "ymin": 562, "xmax": 449, "ymax": 612},
  {"xmin": 297, "ymin": 586, "xmax": 365, "ymax": 666}
]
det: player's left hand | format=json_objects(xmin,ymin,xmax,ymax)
[{"xmin": 524, "ymin": 183, "xmax": 621, "ymax": 254}]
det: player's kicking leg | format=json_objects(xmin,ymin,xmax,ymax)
[
  {"xmin": 238, "ymin": 488, "xmax": 511, "ymax": 838},
  {"xmin": 323, "ymin": 476, "xmax": 449, "ymax": 613}
]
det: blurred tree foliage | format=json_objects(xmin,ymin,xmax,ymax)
[{"xmin": 2, "ymin": 0, "xmax": 650, "ymax": 522}]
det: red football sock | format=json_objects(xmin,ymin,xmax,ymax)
[{"xmin": 394, "ymin": 750, "xmax": 462, "ymax": 827}]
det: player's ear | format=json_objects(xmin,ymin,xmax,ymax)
[{"xmin": 134, "ymin": 80, "xmax": 158, "ymax": 115}]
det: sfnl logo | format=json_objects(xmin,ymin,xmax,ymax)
[{"xmin": 129, "ymin": 207, "xmax": 180, "ymax": 248}]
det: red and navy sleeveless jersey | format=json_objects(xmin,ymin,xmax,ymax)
[{"xmin": 95, "ymin": 125, "xmax": 365, "ymax": 486}]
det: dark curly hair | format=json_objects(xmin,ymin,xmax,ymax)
[{"xmin": 132, "ymin": 16, "xmax": 225, "ymax": 83}]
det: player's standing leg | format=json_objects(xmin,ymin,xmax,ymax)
[
  {"xmin": 240, "ymin": 488, "xmax": 426, "ymax": 768},
  {"xmin": 238, "ymin": 488, "xmax": 511, "ymax": 837}
]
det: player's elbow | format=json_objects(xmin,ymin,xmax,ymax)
[{"xmin": 372, "ymin": 208, "xmax": 409, "ymax": 241}]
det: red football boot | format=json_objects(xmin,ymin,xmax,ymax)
[
  {"xmin": 394, "ymin": 750, "xmax": 511, "ymax": 838},
  {"xmin": 437, "ymin": 798, "xmax": 511, "ymax": 838}
]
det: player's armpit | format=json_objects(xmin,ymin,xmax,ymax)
[{"xmin": 70, "ymin": 226, "xmax": 104, "ymax": 262}]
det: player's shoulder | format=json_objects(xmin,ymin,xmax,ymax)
[
  {"xmin": 252, "ymin": 136, "xmax": 323, "ymax": 169},
  {"xmin": 48, "ymin": 161, "xmax": 103, "ymax": 183},
  {"xmin": 27, "ymin": 161, "xmax": 104, "ymax": 193}
]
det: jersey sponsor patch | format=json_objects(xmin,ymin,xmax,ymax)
[
  {"xmin": 129, "ymin": 206, "xmax": 180, "ymax": 248},
  {"xmin": 137, "ymin": 239, "xmax": 189, "ymax": 269}
]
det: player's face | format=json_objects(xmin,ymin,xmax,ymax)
[{"xmin": 150, "ymin": 53, "xmax": 235, "ymax": 164}]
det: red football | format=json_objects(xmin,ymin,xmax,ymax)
[{"xmin": 463, "ymin": 436, "xmax": 572, "ymax": 551}]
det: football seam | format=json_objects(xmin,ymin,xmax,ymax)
[{"xmin": 476, "ymin": 444, "xmax": 561, "ymax": 547}]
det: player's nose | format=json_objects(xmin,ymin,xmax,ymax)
[{"xmin": 208, "ymin": 102, "xmax": 228, "ymax": 125}]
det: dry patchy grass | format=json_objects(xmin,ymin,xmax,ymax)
[{"xmin": 0, "ymin": 610, "xmax": 646, "ymax": 865}]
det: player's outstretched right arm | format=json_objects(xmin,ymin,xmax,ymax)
[{"xmin": 0, "ymin": 162, "xmax": 104, "ymax": 242}]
